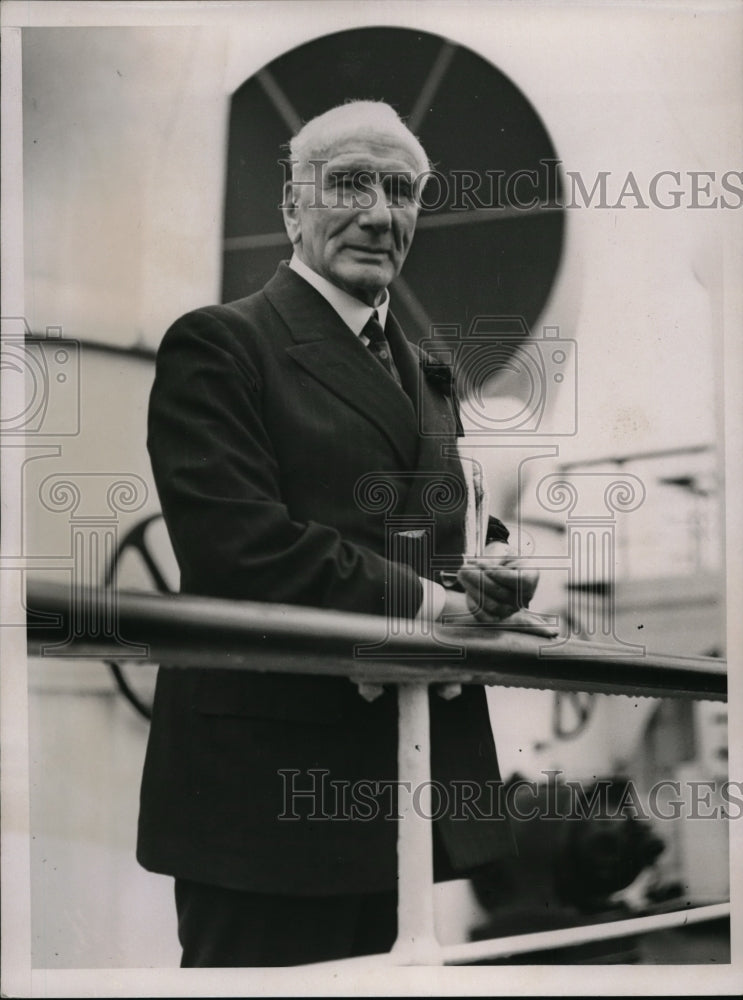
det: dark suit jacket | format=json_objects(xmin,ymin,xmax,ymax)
[{"xmin": 137, "ymin": 263, "xmax": 513, "ymax": 895}]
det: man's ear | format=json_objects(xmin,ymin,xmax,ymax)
[{"xmin": 282, "ymin": 181, "xmax": 301, "ymax": 245}]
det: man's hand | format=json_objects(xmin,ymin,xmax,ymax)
[
  {"xmin": 443, "ymin": 543, "xmax": 558, "ymax": 638},
  {"xmin": 458, "ymin": 560, "xmax": 537, "ymax": 620}
]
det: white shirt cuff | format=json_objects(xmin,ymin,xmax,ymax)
[{"xmin": 416, "ymin": 578, "xmax": 447, "ymax": 623}]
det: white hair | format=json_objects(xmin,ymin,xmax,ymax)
[{"xmin": 288, "ymin": 100, "xmax": 430, "ymax": 179}]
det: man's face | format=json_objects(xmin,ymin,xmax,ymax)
[{"xmin": 283, "ymin": 133, "xmax": 421, "ymax": 306}]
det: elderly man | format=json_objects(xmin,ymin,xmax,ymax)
[{"xmin": 137, "ymin": 100, "xmax": 550, "ymax": 967}]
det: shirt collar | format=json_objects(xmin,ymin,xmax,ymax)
[{"xmin": 289, "ymin": 253, "xmax": 390, "ymax": 335}]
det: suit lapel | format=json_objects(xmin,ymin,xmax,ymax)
[
  {"xmin": 382, "ymin": 312, "xmax": 422, "ymax": 406},
  {"xmin": 265, "ymin": 264, "xmax": 419, "ymax": 467},
  {"xmin": 387, "ymin": 312, "xmax": 464, "ymax": 477},
  {"xmin": 265, "ymin": 263, "xmax": 466, "ymax": 565},
  {"xmin": 397, "ymin": 333, "xmax": 468, "ymax": 552}
]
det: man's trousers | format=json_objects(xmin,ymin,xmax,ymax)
[{"xmin": 174, "ymin": 878, "xmax": 398, "ymax": 967}]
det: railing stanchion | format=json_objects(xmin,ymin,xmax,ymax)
[{"xmin": 390, "ymin": 682, "xmax": 443, "ymax": 965}]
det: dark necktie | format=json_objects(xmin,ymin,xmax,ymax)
[{"xmin": 362, "ymin": 311, "xmax": 401, "ymax": 385}]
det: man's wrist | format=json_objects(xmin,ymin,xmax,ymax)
[
  {"xmin": 416, "ymin": 578, "xmax": 472, "ymax": 622},
  {"xmin": 441, "ymin": 587, "xmax": 471, "ymax": 620},
  {"xmin": 416, "ymin": 579, "xmax": 448, "ymax": 623}
]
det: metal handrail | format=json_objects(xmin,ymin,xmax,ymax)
[
  {"xmin": 26, "ymin": 581, "xmax": 726, "ymax": 700},
  {"xmin": 26, "ymin": 579, "xmax": 729, "ymax": 966}
]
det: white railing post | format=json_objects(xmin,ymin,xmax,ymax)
[{"xmin": 390, "ymin": 682, "xmax": 443, "ymax": 965}]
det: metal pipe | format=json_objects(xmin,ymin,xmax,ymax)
[
  {"xmin": 390, "ymin": 684, "xmax": 442, "ymax": 965},
  {"xmin": 306, "ymin": 902, "xmax": 729, "ymax": 968},
  {"xmin": 441, "ymin": 901, "xmax": 730, "ymax": 965},
  {"xmin": 26, "ymin": 580, "xmax": 727, "ymax": 701}
]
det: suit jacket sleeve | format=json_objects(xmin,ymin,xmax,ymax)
[{"xmin": 148, "ymin": 305, "xmax": 424, "ymax": 616}]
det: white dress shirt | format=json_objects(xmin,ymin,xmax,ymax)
[{"xmin": 289, "ymin": 253, "xmax": 390, "ymax": 336}]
